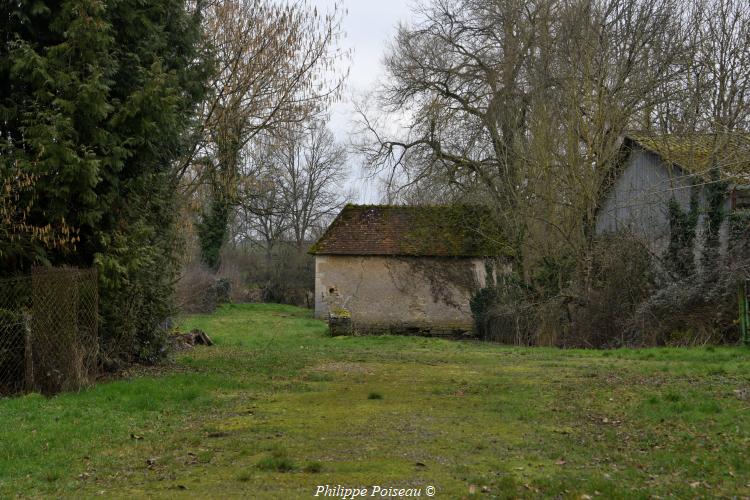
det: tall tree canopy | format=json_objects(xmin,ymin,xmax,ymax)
[
  {"xmin": 190, "ymin": 0, "xmax": 348, "ymax": 270},
  {"xmin": 359, "ymin": 0, "xmax": 750, "ymax": 279}
]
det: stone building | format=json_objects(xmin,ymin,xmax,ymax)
[{"xmin": 309, "ymin": 205, "xmax": 505, "ymax": 336}]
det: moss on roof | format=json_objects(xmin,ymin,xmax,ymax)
[
  {"xmin": 309, "ymin": 204, "xmax": 510, "ymax": 258},
  {"xmin": 627, "ymin": 132, "xmax": 750, "ymax": 180}
]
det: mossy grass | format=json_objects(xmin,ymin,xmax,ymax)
[
  {"xmin": 303, "ymin": 461, "xmax": 323, "ymax": 473},
  {"xmin": 1, "ymin": 303, "xmax": 749, "ymax": 497},
  {"xmin": 256, "ymin": 449, "xmax": 295, "ymax": 473}
]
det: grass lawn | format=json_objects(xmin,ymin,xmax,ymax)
[{"xmin": 1, "ymin": 303, "xmax": 750, "ymax": 498}]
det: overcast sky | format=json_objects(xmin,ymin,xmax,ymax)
[{"xmin": 310, "ymin": 0, "xmax": 416, "ymax": 202}]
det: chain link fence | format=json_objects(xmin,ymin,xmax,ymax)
[{"xmin": 0, "ymin": 267, "xmax": 98, "ymax": 396}]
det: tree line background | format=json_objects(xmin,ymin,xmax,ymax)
[
  {"xmin": 2, "ymin": 0, "xmax": 750, "ymax": 368},
  {"xmin": 357, "ymin": 0, "xmax": 750, "ymax": 347}
]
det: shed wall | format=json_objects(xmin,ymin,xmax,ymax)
[
  {"xmin": 596, "ymin": 146, "xmax": 696, "ymax": 255},
  {"xmin": 595, "ymin": 145, "xmax": 731, "ymax": 262},
  {"xmin": 314, "ymin": 256, "xmax": 489, "ymax": 334}
]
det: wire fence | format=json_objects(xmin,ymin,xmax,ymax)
[{"xmin": 0, "ymin": 267, "xmax": 98, "ymax": 397}]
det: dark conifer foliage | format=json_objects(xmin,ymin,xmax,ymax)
[{"xmin": 0, "ymin": 0, "xmax": 208, "ymax": 362}]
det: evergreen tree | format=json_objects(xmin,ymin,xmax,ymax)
[{"xmin": 0, "ymin": 0, "xmax": 207, "ymax": 362}]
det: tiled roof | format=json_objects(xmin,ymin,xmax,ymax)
[
  {"xmin": 626, "ymin": 132, "xmax": 750, "ymax": 179},
  {"xmin": 309, "ymin": 205, "xmax": 506, "ymax": 257}
]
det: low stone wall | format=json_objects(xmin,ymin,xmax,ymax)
[
  {"xmin": 328, "ymin": 309, "xmax": 353, "ymax": 336},
  {"xmin": 352, "ymin": 322, "xmax": 475, "ymax": 338}
]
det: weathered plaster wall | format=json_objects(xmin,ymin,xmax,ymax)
[{"xmin": 314, "ymin": 256, "xmax": 489, "ymax": 334}]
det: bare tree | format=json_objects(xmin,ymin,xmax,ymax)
[
  {"xmin": 653, "ymin": 0, "xmax": 750, "ymax": 133},
  {"xmin": 235, "ymin": 148, "xmax": 290, "ymax": 265},
  {"xmin": 235, "ymin": 119, "xmax": 349, "ymax": 252},
  {"xmin": 185, "ymin": 0, "xmax": 349, "ymax": 269},
  {"xmin": 180, "ymin": 0, "xmax": 348, "ymax": 190},
  {"xmin": 278, "ymin": 122, "xmax": 349, "ymax": 249},
  {"xmin": 357, "ymin": 0, "xmax": 695, "ymax": 277}
]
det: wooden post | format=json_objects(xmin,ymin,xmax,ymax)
[
  {"xmin": 23, "ymin": 312, "xmax": 33, "ymax": 392},
  {"xmin": 737, "ymin": 281, "xmax": 750, "ymax": 346}
]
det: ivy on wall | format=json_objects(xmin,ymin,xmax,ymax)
[
  {"xmin": 702, "ymin": 171, "xmax": 729, "ymax": 268},
  {"xmin": 470, "ymin": 260, "xmax": 499, "ymax": 336},
  {"xmin": 666, "ymin": 170, "xmax": 730, "ymax": 278},
  {"xmin": 666, "ymin": 191, "xmax": 699, "ymax": 278},
  {"xmin": 729, "ymin": 210, "xmax": 750, "ymax": 264}
]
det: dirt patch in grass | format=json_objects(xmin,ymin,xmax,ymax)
[{"xmin": 309, "ymin": 362, "xmax": 375, "ymax": 375}]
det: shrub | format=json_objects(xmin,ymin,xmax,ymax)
[
  {"xmin": 533, "ymin": 297, "xmax": 570, "ymax": 347},
  {"xmin": 217, "ymin": 243, "xmax": 315, "ymax": 308},
  {"xmin": 175, "ymin": 264, "xmax": 220, "ymax": 315},
  {"xmin": 471, "ymin": 277, "xmax": 537, "ymax": 345},
  {"xmin": 629, "ymin": 273, "xmax": 737, "ymax": 346},
  {"xmin": 470, "ymin": 285, "xmax": 501, "ymax": 336},
  {"xmin": 565, "ymin": 234, "xmax": 656, "ymax": 348},
  {"xmin": 214, "ymin": 278, "xmax": 232, "ymax": 305},
  {"xmin": 473, "ymin": 234, "xmax": 658, "ymax": 348}
]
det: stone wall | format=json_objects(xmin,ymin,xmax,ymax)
[{"xmin": 314, "ymin": 255, "xmax": 491, "ymax": 335}]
